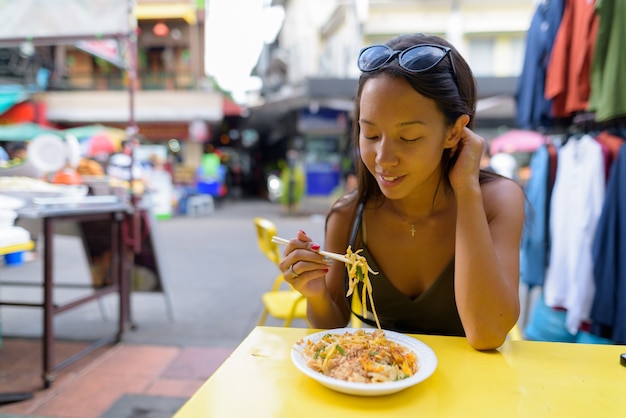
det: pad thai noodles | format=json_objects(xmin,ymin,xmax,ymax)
[
  {"xmin": 345, "ymin": 246, "xmax": 381, "ymax": 329},
  {"xmin": 298, "ymin": 329, "xmax": 418, "ymax": 383}
]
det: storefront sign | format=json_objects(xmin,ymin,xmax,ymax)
[{"xmin": 297, "ymin": 108, "xmax": 347, "ymax": 134}]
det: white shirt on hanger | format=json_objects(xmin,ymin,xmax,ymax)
[{"xmin": 543, "ymin": 134, "xmax": 605, "ymax": 335}]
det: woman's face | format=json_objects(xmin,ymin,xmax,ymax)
[{"xmin": 358, "ymin": 74, "xmax": 452, "ymax": 199}]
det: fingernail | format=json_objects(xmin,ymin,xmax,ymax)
[
  {"xmin": 324, "ymin": 268, "xmax": 329, "ymax": 273},
  {"xmin": 311, "ymin": 243, "xmax": 320, "ymax": 250},
  {"xmin": 298, "ymin": 230, "xmax": 306, "ymax": 235}
]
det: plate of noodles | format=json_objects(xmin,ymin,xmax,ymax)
[{"xmin": 291, "ymin": 328, "xmax": 437, "ymax": 396}]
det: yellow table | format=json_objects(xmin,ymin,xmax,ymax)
[{"xmin": 175, "ymin": 326, "xmax": 626, "ymax": 418}]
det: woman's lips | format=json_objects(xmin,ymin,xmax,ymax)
[{"xmin": 378, "ymin": 173, "xmax": 404, "ymax": 187}]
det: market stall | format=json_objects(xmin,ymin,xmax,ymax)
[{"xmin": 0, "ymin": 135, "xmax": 173, "ymax": 387}]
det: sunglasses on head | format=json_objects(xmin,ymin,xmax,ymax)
[{"xmin": 357, "ymin": 44, "xmax": 458, "ymax": 85}]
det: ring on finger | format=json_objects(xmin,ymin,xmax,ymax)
[{"xmin": 289, "ymin": 264, "xmax": 300, "ymax": 278}]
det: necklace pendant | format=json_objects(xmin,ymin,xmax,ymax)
[{"xmin": 410, "ymin": 224, "xmax": 416, "ymax": 237}]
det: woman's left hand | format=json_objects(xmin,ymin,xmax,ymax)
[{"xmin": 448, "ymin": 127, "xmax": 485, "ymax": 193}]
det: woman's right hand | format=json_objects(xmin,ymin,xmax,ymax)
[{"xmin": 278, "ymin": 230, "xmax": 332, "ymax": 298}]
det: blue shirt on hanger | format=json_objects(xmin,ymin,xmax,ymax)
[
  {"xmin": 520, "ymin": 144, "xmax": 551, "ymax": 287},
  {"xmin": 591, "ymin": 142, "xmax": 626, "ymax": 344},
  {"xmin": 515, "ymin": 0, "xmax": 565, "ymax": 129}
]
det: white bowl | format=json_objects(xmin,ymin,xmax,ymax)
[{"xmin": 291, "ymin": 328, "xmax": 437, "ymax": 396}]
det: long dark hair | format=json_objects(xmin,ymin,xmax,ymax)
[{"xmin": 334, "ymin": 33, "xmax": 498, "ymax": 213}]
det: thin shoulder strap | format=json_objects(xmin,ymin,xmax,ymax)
[
  {"xmin": 345, "ymin": 198, "xmax": 377, "ymax": 327},
  {"xmin": 348, "ymin": 199, "xmax": 365, "ymax": 248}
]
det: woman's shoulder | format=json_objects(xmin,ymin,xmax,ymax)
[
  {"xmin": 326, "ymin": 192, "xmax": 361, "ymax": 243},
  {"xmin": 328, "ymin": 191, "xmax": 360, "ymax": 222},
  {"xmin": 480, "ymin": 173, "xmax": 525, "ymax": 219},
  {"xmin": 480, "ymin": 172, "xmax": 523, "ymax": 195}
]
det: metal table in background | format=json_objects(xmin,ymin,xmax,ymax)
[{"xmin": 0, "ymin": 197, "xmax": 133, "ymax": 388}]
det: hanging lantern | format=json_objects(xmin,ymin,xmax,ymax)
[{"xmin": 153, "ymin": 22, "xmax": 169, "ymax": 37}]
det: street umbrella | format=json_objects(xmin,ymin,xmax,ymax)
[
  {"xmin": 489, "ymin": 129, "xmax": 546, "ymax": 155},
  {"xmin": 86, "ymin": 132, "xmax": 118, "ymax": 158},
  {"xmin": 62, "ymin": 124, "xmax": 126, "ymax": 142},
  {"xmin": 63, "ymin": 125, "xmax": 124, "ymax": 158}
]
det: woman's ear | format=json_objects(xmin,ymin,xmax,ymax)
[{"xmin": 444, "ymin": 114, "xmax": 470, "ymax": 149}]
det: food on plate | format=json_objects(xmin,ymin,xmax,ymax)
[
  {"xmin": 344, "ymin": 246, "xmax": 380, "ymax": 329},
  {"xmin": 0, "ymin": 176, "xmax": 69, "ymax": 192},
  {"xmin": 52, "ymin": 169, "xmax": 82, "ymax": 185},
  {"xmin": 76, "ymin": 158, "xmax": 104, "ymax": 176},
  {"xmin": 298, "ymin": 329, "xmax": 418, "ymax": 383}
]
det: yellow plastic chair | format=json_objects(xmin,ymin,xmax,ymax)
[{"xmin": 253, "ymin": 217, "xmax": 309, "ymax": 327}]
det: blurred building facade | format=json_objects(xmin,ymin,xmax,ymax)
[
  {"xmin": 49, "ymin": 0, "xmax": 225, "ymax": 171},
  {"xmin": 247, "ymin": 0, "xmax": 535, "ymax": 196},
  {"xmin": 1, "ymin": 0, "xmax": 537, "ymax": 199},
  {"xmin": 0, "ymin": 0, "xmax": 239, "ymax": 177}
]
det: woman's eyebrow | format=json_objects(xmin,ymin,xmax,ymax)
[
  {"xmin": 397, "ymin": 120, "xmax": 426, "ymax": 127},
  {"xmin": 359, "ymin": 119, "xmax": 426, "ymax": 126}
]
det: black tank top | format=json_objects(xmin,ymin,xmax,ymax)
[{"xmin": 345, "ymin": 200, "xmax": 465, "ymax": 336}]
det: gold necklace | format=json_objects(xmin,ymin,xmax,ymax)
[{"xmin": 388, "ymin": 202, "xmax": 418, "ymax": 237}]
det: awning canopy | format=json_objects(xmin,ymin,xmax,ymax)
[
  {"xmin": 0, "ymin": 90, "xmax": 29, "ymax": 115},
  {"xmin": 246, "ymin": 75, "xmax": 519, "ymax": 136},
  {"xmin": 223, "ymin": 98, "xmax": 245, "ymax": 117},
  {"xmin": 0, "ymin": 0, "xmax": 133, "ymax": 45},
  {"xmin": 246, "ymin": 77, "xmax": 357, "ymax": 135},
  {"xmin": 0, "ymin": 122, "xmax": 60, "ymax": 142},
  {"xmin": 134, "ymin": 3, "xmax": 197, "ymax": 24}
]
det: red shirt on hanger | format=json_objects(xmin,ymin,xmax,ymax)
[{"xmin": 545, "ymin": 0, "xmax": 599, "ymax": 118}]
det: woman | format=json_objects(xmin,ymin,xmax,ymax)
[{"xmin": 278, "ymin": 33, "xmax": 525, "ymax": 350}]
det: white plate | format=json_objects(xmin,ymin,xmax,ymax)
[
  {"xmin": 291, "ymin": 328, "xmax": 437, "ymax": 396},
  {"xmin": 28, "ymin": 133, "xmax": 67, "ymax": 172}
]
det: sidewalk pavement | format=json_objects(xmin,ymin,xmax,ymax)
[
  {"xmin": 0, "ymin": 195, "xmax": 334, "ymax": 417},
  {"xmin": 1, "ymin": 195, "xmax": 333, "ymax": 347}
]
